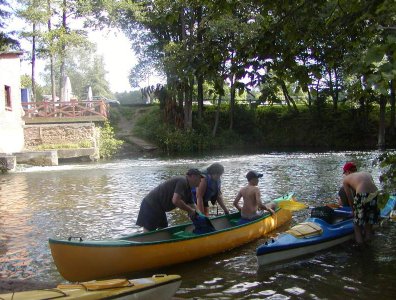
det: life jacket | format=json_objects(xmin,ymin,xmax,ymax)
[{"xmin": 192, "ymin": 174, "xmax": 221, "ymax": 205}]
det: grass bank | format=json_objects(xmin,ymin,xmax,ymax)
[{"xmin": 121, "ymin": 104, "xmax": 395, "ymax": 154}]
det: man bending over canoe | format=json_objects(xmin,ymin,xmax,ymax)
[
  {"xmin": 136, "ymin": 168, "xmax": 203, "ymax": 232},
  {"xmin": 342, "ymin": 162, "xmax": 379, "ymax": 244},
  {"xmin": 233, "ymin": 170, "xmax": 275, "ymax": 221}
]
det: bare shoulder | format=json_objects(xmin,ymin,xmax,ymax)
[{"xmin": 344, "ymin": 171, "xmax": 374, "ymax": 185}]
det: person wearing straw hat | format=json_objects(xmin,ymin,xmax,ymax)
[
  {"xmin": 342, "ymin": 162, "xmax": 379, "ymax": 244},
  {"xmin": 233, "ymin": 171, "xmax": 275, "ymax": 221}
]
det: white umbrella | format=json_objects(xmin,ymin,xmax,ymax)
[
  {"xmin": 87, "ymin": 86, "xmax": 93, "ymax": 101},
  {"xmin": 62, "ymin": 76, "xmax": 72, "ymax": 102}
]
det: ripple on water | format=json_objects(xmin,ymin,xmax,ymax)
[
  {"xmin": 1, "ymin": 151, "xmax": 393, "ymax": 298},
  {"xmin": 223, "ymin": 281, "xmax": 261, "ymax": 295}
]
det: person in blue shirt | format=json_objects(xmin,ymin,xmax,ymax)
[{"xmin": 193, "ymin": 163, "xmax": 229, "ymax": 216}]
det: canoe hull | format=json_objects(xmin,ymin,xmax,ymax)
[
  {"xmin": 50, "ymin": 207, "xmax": 292, "ymax": 281},
  {"xmin": 256, "ymin": 216, "xmax": 354, "ymax": 267},
  {"xmin": 0, "ymin": 274, "xmax": 181, "ymax": 300}
]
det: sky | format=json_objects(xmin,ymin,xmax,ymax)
[
  {"xmin": 7, "ymin": 16, "xmax": 148, "ymax": 93},
  {"xmin": 88, "ymin": 29, "xmax": 137, "ymax": 93},
  {"xmin": 18, "ymin": 29, "xmax": 139, "ymax": 93}
]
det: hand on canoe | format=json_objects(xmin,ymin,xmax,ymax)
[{"xmin": 189, "ymin": 210, "xmax": 206, "ymax": 221}]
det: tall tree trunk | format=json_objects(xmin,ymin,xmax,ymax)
[
  {"xmin": 378, "ymin": 95, "xmax": 387, "ymax": 149},
  {"xmin": 59, "ymin": 0, "xmax": 67, "ymax": 101},
  {"xmin": 229, "ymin": 75, "xmax": 235, "ymax": 130},
  {"xmin": 280, "ymin": 81, "xmax": 292, "ymax": 110},
  {"xmin": 196, "ymin": 6, "xmax": 203, "ymax": 120},
  {"xmin": 47, "ymin": 0, "xmax": 56, "ymax": 102},
  {"xmin": 31, "ymin": 23, "xmax": 36, "ymax": 102},
  {"xmin": 334, "ymin": 67, "xmax": 339, "ymax": 110},
  {"xmin": 212, "ymin": 95, "xmax": 222, "ymax": 137},
  {"xmin": 280, "ymin": 81, "xmax": 298, "ymax": 112},
  {"xmin": 328, "ymin": 67, "xmax": 339, "ymax": 111},
  {"xmin": 307, "ymin": 86, "xmax": 312, "ymax": 107},
  {"xmin": 184, "ymin": 79, "xmax": 193, "ymax": 129},
  {"xmin": 197, "ymin": 75, "xmax": 204, "ymax": 119}
]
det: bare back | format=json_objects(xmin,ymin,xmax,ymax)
[
  {"xmin": 343, "ymin": 171, "xmax": 377, "ymax": 194},
  {"xmin": 233, "ymin": 184, "xmax": 264, "ymax": 216}
]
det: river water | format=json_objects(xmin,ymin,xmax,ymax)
[{"xmin": 0, "ymin": 150, "xmax": 395, "ymax": 299}]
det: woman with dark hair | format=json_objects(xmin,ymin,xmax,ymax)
[{"xmin": 192, "ymin": 163, "xmax": 230, "ymax": 216}]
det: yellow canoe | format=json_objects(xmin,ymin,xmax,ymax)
[
  {"xmin": 0, "ymin": 274, "xmax": 181, "ymax": 300},
  {"xmin": 49, "ymin": 194, "xmax": 293, "ymax": 282}
]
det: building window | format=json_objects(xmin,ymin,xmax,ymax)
[{"xmin": 5, "ymin": 85, "xmax": 12, "ymax": 110}]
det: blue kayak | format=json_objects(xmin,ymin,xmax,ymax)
[{"xmin": 256, "ymin": 207, "xmax": 353, "ymax": 267}]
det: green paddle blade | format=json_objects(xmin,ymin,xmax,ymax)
[{"xmin": 278, "ymin": 200, "xmax": 309, "ymax": 211}]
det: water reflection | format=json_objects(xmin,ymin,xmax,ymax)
[{"xmin": 0, "ymin": 151, "xmax": 394, "ymax": 298}]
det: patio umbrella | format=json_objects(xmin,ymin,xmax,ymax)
[
  {"xmin": 62, "ymin": 76, "xmax": 72, "ymax": 102},
  {"xmin": 87, "ymin": 86, "xmax": 93, "ymax": 101}
]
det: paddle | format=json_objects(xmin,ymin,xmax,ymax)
[
  {"xmin": 278, "ymin": 200, "xmax": 350, "ymax": 214},
  {"xmin": 278, "ymin": 200, "xmax": 309, "ymax": 211}
]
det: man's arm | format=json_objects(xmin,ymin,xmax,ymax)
[
  {"xmin": 233, "ymin": 191, "xmax": 242, "ymax": 211},
  {"xmin": 216, "ymin": 192, "xmax": 229, "ymax": 214},
  {"xmin": 195, "ymin": 178, "xmax": 207, "ymax": 214},
  {"xmin": 172, "ymin": 193, "xmax": 196, "ymax": 217}
]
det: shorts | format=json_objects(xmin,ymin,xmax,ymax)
[
  {"xmin": 193, "ymin": 194, "xmax": 217, "ymax": 208},
  {"xmin": 241, "ymin": 210, "xmax": 264, "ymax": 221},
  {"xmin": 136, "ymin": 199, "xmax": 168, "ymax": 231},
  {"xmin": 353, "ymin": 193, "xmax": 379, "ymax": 226}
]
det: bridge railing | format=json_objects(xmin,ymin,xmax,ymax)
[{"xmin": 21, "ymin": 100, "xmax": 108, "ymax": 121}]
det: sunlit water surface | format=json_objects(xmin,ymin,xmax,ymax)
[{"xmin": 0, "ymin": 151, "xmax": 395, "ymax": 299}]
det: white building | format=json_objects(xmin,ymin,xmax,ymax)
[{"xmin": 0, "ymin": 51, "xmax": 25, "ymax": 154}]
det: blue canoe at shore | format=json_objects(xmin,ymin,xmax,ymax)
[
  {"xmin": 256, "ymin": 207, "xmax": 354, "ymax": 267},
  {"xmin": 257, "ymin": 195, "xmax": 396, "ymax": 267}
]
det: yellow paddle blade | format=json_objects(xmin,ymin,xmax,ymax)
[{"xmin": 278, "ymin": 200, "xmax": 309, "ymax": 211}]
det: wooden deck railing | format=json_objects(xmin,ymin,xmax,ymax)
[{"xmin": 22, "ymin": 100, "xmax": 108, "ymax": 123}]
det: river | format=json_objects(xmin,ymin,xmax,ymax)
[{"xmin": 0, "ymin": 150, "xmax": 395, "ymax": 299}]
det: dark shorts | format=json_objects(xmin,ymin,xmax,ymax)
[
  {"xmin": 193, "ymin": 194, "xmax": 216, "ymax": 208},
  {"xmin": 353, "ymin": 193, "xmax": 379, "ymax": 226},
  {"xmin": 136, "ymin": 199, "xmax": 168, "ymax": 231}
]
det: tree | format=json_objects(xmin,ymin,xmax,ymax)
[
  {"xmin": 41, "ymin": 44, "xmax": 113, "ymax": 100},
  {"xmin": 0, "ymin": 0, "xmax": 20, "ymax": 50},
  {"xmin": 17, "ymin": 0, "xmax": 96, "ymax": 102}
]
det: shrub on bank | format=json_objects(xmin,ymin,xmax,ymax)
[
  {"xmin": 99, "ymin": 121, "xmax": 124, "ymax": 159},
  {"xmin": 130, "ymin": 104, "xmax": 394, "ymax": 153}
]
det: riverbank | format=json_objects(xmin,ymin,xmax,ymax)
[{"xmin": 115, "ymin": 104, "xmax": 396, "ymax": 155}]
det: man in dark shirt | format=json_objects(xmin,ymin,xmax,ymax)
[{"xmin": 136, "ymin": 168, "xmax": 204, "ymax": 232}]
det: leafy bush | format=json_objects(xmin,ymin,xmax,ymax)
[
  {"xmin": 99, "ymin": 121, "xmax": 124, "ymax": 159},
  {"xmin": 376, "ymin": 151, "xmax": 396, "ymax": 193}
]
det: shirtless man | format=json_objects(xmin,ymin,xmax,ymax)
[
  {"xmin": 342, "ymin": 162, "xmax": 379, "ymax": 244},
  {"xmin": 233, "ymin": 170, "xmax": 274, "ymax": 220}
]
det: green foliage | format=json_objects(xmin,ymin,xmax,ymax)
[
  {"xmin": 33, "ymin": 140, "xmax": 92, "ymax": 150},
  {"xmin": 130, "ymin": 103, "xmax": 392, "ymax": 154},
  {"xmin": 115, "ymin": 90, "xmax": 145, "ymax": 105},
  {"xmin": 0, "ymin": 0, "xmax": 20, "ymax": 51},
  {"xmin": 376, "ymin": 152, "xmax": 396, "ymax": 192},
  {"xmin": 108, "ymin": 107, "xmax": 121, "ymax": 130},
  {"xmin": 20, "ymin": 74, "xmax": 44, "ymax": 102},
  {"xmin": 40, "ymin": 46, "xmax": 113, "ymax": 101},
  {"xmin": 99, "ymin": 121, "xmax": 124, "ymax": 159}
]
